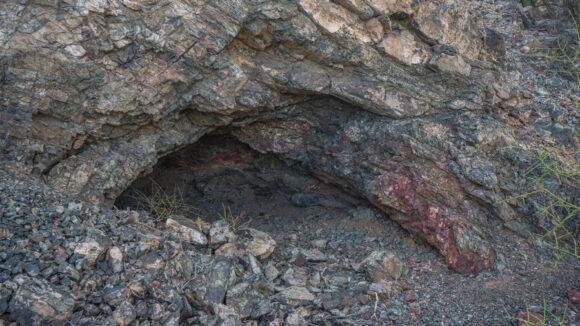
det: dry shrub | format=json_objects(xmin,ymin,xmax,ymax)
[
  {"xmin": 218, "ymin": 205, "xmax": 250, "ymax": 233},
  {"xmin": 129, "ymin": 179, "xmax": 196, "ymax": 221}
]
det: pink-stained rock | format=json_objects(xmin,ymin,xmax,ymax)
[
  {"xmin": 405, "ymin": 292, "xmax": 418, "ymax": 303},
  {"xmin": 567, "ymin": 289, "xmax": 580, "ymax": 304},
  {"xmin": 369, "ymin": 171, "xmax": 494, "ymax": 275},
  {"xmin": 515, "ymin": 311, "xmax": 544, "ymax": 326}
]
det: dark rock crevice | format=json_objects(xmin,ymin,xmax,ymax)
[{"xmin": 112, "ymin": 95, "xmax": 518, "ymax": 274}]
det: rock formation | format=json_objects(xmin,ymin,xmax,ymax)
[{"xmin": 1, "ymin": 0, "xmax": 577, "ymax": 275}]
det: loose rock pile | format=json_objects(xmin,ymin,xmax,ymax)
[{"xmin": 0, "ymin": 169, "xmax": 416, "ymax": 325}]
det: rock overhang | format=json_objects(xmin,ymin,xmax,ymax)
[{"xmin": 1, "ymin": 0, "xmax": 559, "ymax": 275}]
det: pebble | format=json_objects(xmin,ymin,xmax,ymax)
[
  {"xmin": 113, "ymin": 301, "xmax": 137, "ymax": 326},
  {"xmin": 282, "ymin": 266, "xmax": 309, "ymax": 286},
  {"xmin": 358, "ymin": 251, "xmax": 404, "ymax": 282},
  {"xmin": 209, "ymin": 219, "xmax": 235, "ymax": 247},
  {"xmin": 264, "ymin": 262, "xmax": 281, "ymax": 281},
  {"xmin": 568, "ymin": 289, "xmax": 580, "ymax": 304}
]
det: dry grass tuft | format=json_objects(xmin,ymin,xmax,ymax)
[
  {"xmin": 129, "ymin": 179, "xmax": 196, "ymax": 222},
  {"xmin": 219, "ymin": 205, "xmax": 250, "ymax": 233}
]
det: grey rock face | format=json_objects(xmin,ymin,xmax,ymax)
[{"xmin": 0, "ymin": 0, "xmax": 497, "ymax": 203}]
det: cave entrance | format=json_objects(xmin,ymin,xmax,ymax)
[{"xmin": 115, "ymin": 130, "xmax": 417, "ymax": 256}]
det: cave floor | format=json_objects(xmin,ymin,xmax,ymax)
[{"xmin": 116, "ymin": 134, "xmax": 579, "ymax": 325}]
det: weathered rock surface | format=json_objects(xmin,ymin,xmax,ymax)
[
  {"xmin": 358, "ymin": 250, "xmax": 405, "ymax": 281},
  {"xmin": 7, "ymin": 277, "xmax": 74, "ymax": 326},
  {"xmin": 0, "ymin": 0, "xmax": 577, "ymax": 277},
  {"xmin": 166, "ymin": 215, "xmax": 208, "ymax": 245},
  {"xmin": 210, "ymin": 220, "xmax": 236, "ymax": 247},
  {"xmin": 236, "ymin": 228, "xmax": 277, "ymax": 260}
]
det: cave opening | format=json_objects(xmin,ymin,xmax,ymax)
[{"xmin": 114, "ymin": 129, "xmax": 427, "ymax": 261}]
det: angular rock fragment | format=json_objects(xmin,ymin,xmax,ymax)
[
  {"xmin": 8, "ymin": 277, "xmax": 74, "ymax": 326},
  {"xmin": 285, "ymin": 310, "xmax": 308, "ymax": 326},
  {"xmin": 321, "ymin": 290, "xmax": 352, "ymax": 311},
  {"xmin": 210, "ymin": 219, "xmax": 236, "ymax": 247},
  {"xmin": 245, "ymin": 253, "xmax": 263, "ymax": 275},
  {"xmin": 183, "ymin": 256, "xmax": 238, "ymax": 312},
  {"xmin": 225, "ymin": 274, "xmax": 274, "ymax": 319},
  {"xmin": 264, "ymin": 262, "xmax": 281, "ymax": 281},
  {"xmin": 236, "ymin": 228, "xmax": 276, "ymax": 260},
  {"xmin": 113, "ymin": 301, "xmax": 136, "ymax": 326},
  {"xmin": 216, "ymin": 243, "xmax": 240, "ymax": 258},
  {"xmin": 282, "ymin": 266, "xmax": 309, "ymax": 287},
  {"xmin": 108, "ymin": 246, "xmax": 124, "ymax": 273},
  {"xmin": 358, "ymin": 251, "xmax": 404, "ymax": 282},
  {"xmin": 294, "ymin": 248, "xmax": 327, "ymax": 262},
  {"xmin": 212, "ymin": 304, "xmax": 242, "ymax": 326},
  {"xmin": 166, "ymin": 215, "xmax": 208, "ymax": 245},
  {"xmin": 276, "ymin": 286, "xmax": 315, "ymax": 306},
  {"xmin": 73, "ymin": 228, "xmax": 111, "ymax": 267}
]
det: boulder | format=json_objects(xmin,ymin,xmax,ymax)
[{"xmin": 8, "ymin": 277, "xmax": 74, "ymax": 326}]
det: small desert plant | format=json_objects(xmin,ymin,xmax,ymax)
[
  {"xmin": 535, "ymin": 10, "xmax": 580, "ymax": 106},
  {"xmin": 503, "ymin": 6, "xmax": 580, "ymax": 263},
  {"xmin": 520, "ymin": 0, "xmax": 580, "ymax": 21},
  {"xmin": 505, "ymin": 139, "xmax": 579, "ymax": 264},
  {"xmin": 129, "ymin": 179, "xmax": 196, "ymax": 221},
  {"xmin": 218, "ymin": 205, "xmax": 250, "ymax": 233},
  {"xmin": 506, "ymin": 299, "xmax": 569, "ymax": 326}
]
